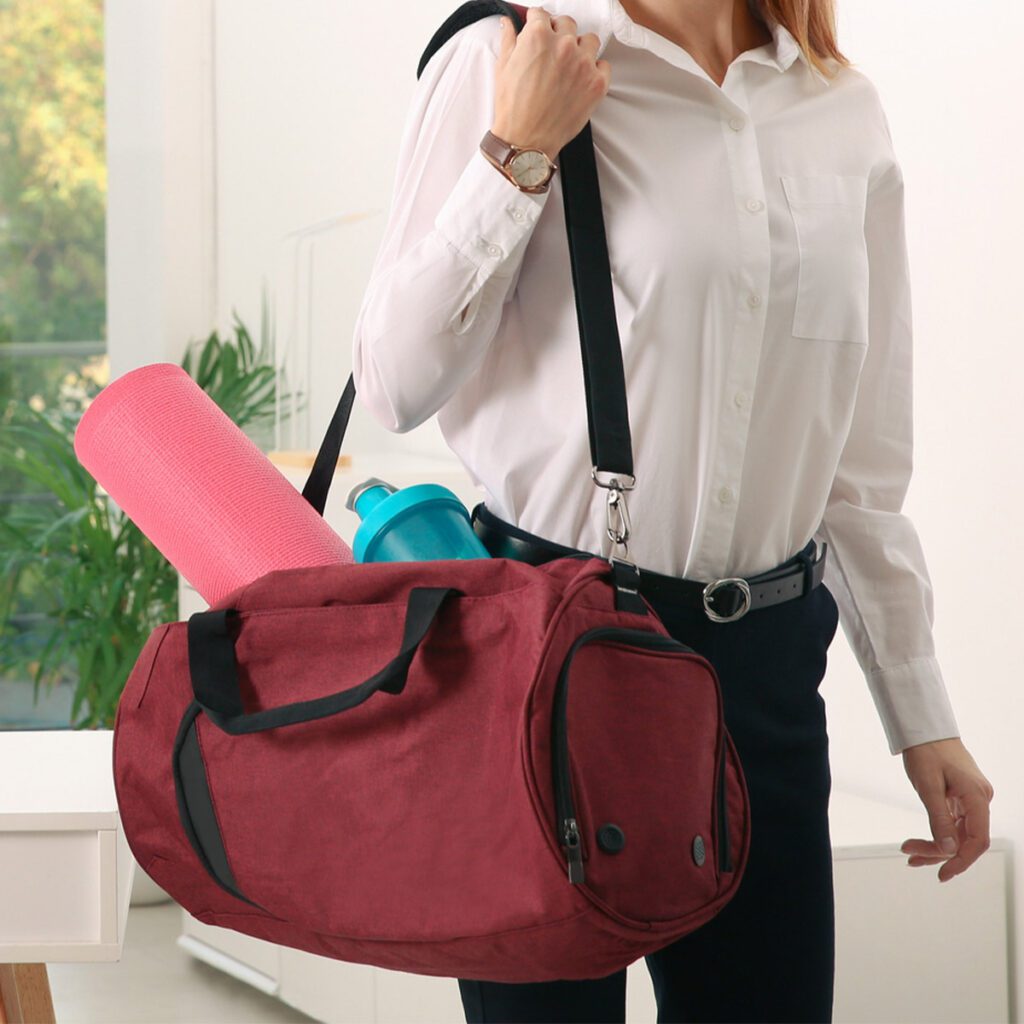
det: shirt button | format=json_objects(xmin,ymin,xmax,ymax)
[
  {"xmin": 747, "ymin": 293, "xmax": 761, "ymax": 308},
  {"xmin": 728, "ymin": 116, "xmax": 745, "ymax": 131},
  {"xmin": 718, "ymin": 486, "xmax": 734, "ymax": 505},
  {"xmin": 745, "ymin": 198, "xmax": 764, "ymax": 212},
  {"xmin": 509, "ymin": 207, "xmax": 526, "ymax": 222},
  {"xmin": 485, "ymin": 243, "xmax": 503, "ymax": 258},
  {"xmin": 734, "ymin": 390, "xmax": 748, "ymax": 408}
]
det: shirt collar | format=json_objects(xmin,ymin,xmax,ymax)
[
  {"xmin": 570, "ymin": 0, "xmax": 831, "ymax": 88},
  {"xmin": 767, "ymin": 17, "xmax": 831, "ymax": 86}
]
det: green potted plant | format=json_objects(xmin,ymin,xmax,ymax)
[{"xmin": 0, "ymin": 297, "xmax": 308, "ymax": 731}]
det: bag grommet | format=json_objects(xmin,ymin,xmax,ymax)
[
  {"xmin": 597, "ymin": 823, "xmax": 626, "ymax": 853},
  {"xmin": 692, "ymin": 834, "xmax": 706, "ymax": 866}
]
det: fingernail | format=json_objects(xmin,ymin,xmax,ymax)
[{"xmin": 940, "ymin": 837, "xmax": 957, "ymax": 854}]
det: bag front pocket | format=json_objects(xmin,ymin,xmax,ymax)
[
  {"xmin": 781, "ymin": 173, "xmax": 870, "ymax": 345},
  {"xmin": 527, "ymin": 625, "xmax": 729, "ymax": 930}
]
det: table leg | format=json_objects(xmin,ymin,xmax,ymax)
[{"xmin": 0, "ymin": 964, "xmax": 56, "ymax": 1024}]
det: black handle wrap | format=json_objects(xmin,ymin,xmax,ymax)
[{"xmin": 188, "ymin": 586, "xmax": 461, "ymax": 735}]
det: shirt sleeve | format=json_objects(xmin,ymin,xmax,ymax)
[
  {"xmin": 351, "ymin": 25, "xmax": 552, "ymax": 434},
  {"xmin": 813, "ymin": 152, "xmax": 961, "ymax": 757}
]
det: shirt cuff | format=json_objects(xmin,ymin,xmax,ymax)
[
  {"xmin": 866, "ymin": 654, "xmax": 962, "ymax": 755},
  {"xmin": 434, "ymin": 147, "xmax": 551, "ymax": 278}
]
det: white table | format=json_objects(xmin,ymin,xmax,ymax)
[{"xmin": 0, "ymin": 730, "xmax": 135, "ymax": 1024}]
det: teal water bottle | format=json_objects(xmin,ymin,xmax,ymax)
[{"xmin": 345, "ymin": 476, "xmax": 492, "ymax": 563}]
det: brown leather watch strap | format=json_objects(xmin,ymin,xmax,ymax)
[{"xmin": 480, "ymin": 128, "xmax": 514, "ymax": 169}]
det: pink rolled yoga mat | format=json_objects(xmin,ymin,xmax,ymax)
[{"xmin": 74, "ymin": 362, "xmax": 354, "ymax": 606}]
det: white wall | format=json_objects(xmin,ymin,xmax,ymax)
[
  {"xmin": 213, "ymin": 0, "xmax": 465, "ymax": 459},
  {"xmin": 105, "ymin": 0, "xmax": 217, "ymax": 376},
  {"xmin": 106, "ymin": 0, "xmax": 1023, "ymax": 1016}
]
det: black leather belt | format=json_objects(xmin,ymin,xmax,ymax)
[{"xmin": 470, "ymin": 502, "xmax": 827, "ymax": 622}]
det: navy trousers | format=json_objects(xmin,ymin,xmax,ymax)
[{"xmin": 457, "ymin": 540, "xmax": 841, "ymax": 1024}]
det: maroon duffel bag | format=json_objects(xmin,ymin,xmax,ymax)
[
  {"xmin": 114, "ymin": 549, "xmax": 750, "ymax": 982},
  {"xmin": 111, "ymin": 0, "xmax": 751, "ymax": 983}
]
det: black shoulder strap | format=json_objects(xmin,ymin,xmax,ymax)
[{"xmin": 301, "ymin": 0, "xmax": 634, "ymax": 517}]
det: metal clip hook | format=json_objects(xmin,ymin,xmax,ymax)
[
  {"xmin": 605, "ymin": 482, "xmax": 631, "ymax": 560},
  {"xmin": 592, "ymin": 467, "xmax": 636, "ymax": 564}
]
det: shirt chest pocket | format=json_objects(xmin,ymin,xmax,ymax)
[{"xmin": 781, "ymin": 174, "xmax": 870, "ymax": 345}]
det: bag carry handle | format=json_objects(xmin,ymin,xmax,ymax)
[{"xmin": 187, "ymin": 586, "xmax": 461, "ymax": 735}]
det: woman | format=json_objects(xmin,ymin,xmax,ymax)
[{"xmin": 352, "ymin": 0, "xmax": 995, "ymax": 1020}]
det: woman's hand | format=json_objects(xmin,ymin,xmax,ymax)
[
  {"xmin": 900, "ymin": 737, "xmax": 994, "ymax": 882},
  {"xmin": 492, "ymin": 7, "xmax": 611, "ymax": 158}
]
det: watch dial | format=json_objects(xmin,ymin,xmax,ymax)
[{"xmin": 509, "ymin": 150, "xmax": 549, "ymax": 187}]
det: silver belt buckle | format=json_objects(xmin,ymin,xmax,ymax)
[{"xmin": 702, "ymin": 577, "xmax": 752, "ymax": 623}]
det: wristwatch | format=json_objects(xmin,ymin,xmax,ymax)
[{"xmin": 479, "ymin": 129, "xmax": 558, "ymax": 194}]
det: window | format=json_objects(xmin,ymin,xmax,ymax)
[{"xmin": 0, "ymin": 0, "xmax": 107, "ymax": 728}]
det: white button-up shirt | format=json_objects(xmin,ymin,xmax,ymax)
[{"xmin": 351, "ymin": 0, "xmax": 961, "ymax": 755}]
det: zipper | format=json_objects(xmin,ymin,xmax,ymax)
[
  {"xmin": 551, "ymin": 625, "xmax": 730, "ymax": 885},
  {"xmin": 716, "ymin": 729, "xmax": 732, "ymax": 873}
]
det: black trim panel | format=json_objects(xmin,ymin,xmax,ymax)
[{"xmin": 171, "ymin": 699, "xmax": 268, "ymax": 911}]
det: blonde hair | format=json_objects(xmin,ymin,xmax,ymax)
[{"xmin": 749, "ymin": 0, "xmax": 853, "ymax": 81}]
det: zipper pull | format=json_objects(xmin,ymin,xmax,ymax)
[{"xmin": 562, "ymin": 818, "xmax": 585, "ymax": 884}]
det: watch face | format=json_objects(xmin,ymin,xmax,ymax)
[{"xmin": 509, "ymin": 150, "xmax": 550, "ymax": 187}]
